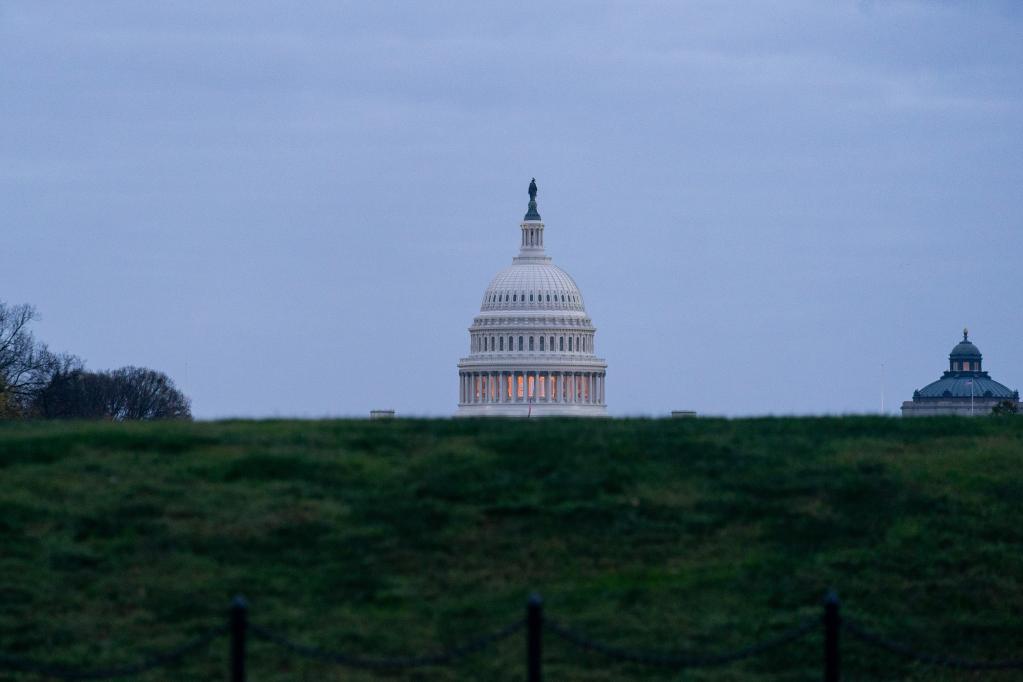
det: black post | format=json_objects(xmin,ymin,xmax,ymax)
[
  {"xmin": 824, "ymin": 590, "xmax": 840, "ymax": 682},
  {"xmin": 527, "ymin": 593, "xmax": 543, "ymax": 682},
  {"xmin": 231, "ymin": 595, "xmax": 248, "ymax": 682}
]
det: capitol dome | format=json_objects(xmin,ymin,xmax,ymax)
[{"xmin": 457, "ymin": 179, "xmax": 607, "ymax": 416}]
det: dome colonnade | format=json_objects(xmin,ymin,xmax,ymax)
[{"xmin": 457, "ymin": 180, "xmax": 607, "ymax": 416}]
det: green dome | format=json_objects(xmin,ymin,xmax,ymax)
[{"xmin": 949, "ymin": 340, "xmax": 981, "ymax": 359}]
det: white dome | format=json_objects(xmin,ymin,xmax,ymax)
[
  {"xmin": 457, "ymin": 180, "xmax": 607, "ymax": 417},
  {"xmin": 481, "ymin": 262, "xmax": 585, "ymax": 312}
]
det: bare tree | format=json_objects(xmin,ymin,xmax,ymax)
[
  {"xmin": 0, "ymin": 302, "xmax": 79, "ymax": 417},
  {"xmin": 33, "ymin": 366, "xmax": 192, "ymax": 421},
  {"xmin": 106, "ymin": 366, "xmax": 191, "ymax": 420}
]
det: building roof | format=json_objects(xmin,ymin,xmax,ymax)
[
  {"xmin": 481, "ymin": 262, "xmax": 585, "ymax": 313},
  {"xmin": 910, "ymin": 328, "xmax": 1018, "ymax": 402},
  {"xmin": 915, "ymin": 374, "xmax": 1017, "ymax": 400}
]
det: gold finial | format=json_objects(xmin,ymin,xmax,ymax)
[{"xmin": 963, "ymin": 327, "xmax": 969, "ymax": 341}]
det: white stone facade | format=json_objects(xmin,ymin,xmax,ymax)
[{"xmin": 457, "ymin": 184, "xmax": 607, "ymax": 417}]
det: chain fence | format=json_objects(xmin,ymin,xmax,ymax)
[
  {"xmin": 249, "ymin": 618, "xmax": 524, "ymax": 670},
  {"xmin": 546, "ymin": 616, "xmax": 817, "ymax": 668},
  {"xmin": 2, "ymin": 592, "xmax": 1021, "ymax": 680},
  {"xmin": 845, "ymin": 619, "xmax": 1023, "ymax": 671}
]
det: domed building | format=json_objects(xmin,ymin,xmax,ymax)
[
  {"xmin": 457, "ymin": 180, "xmax": 607, "ymax": 416},
  {"xmin": 901, "ymin": 329, "xmax": 1019, "ymax": 417}
]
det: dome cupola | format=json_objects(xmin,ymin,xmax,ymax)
[{"xmin": 949, "ymin": 328, "xmax": 982, "ymax": 372}]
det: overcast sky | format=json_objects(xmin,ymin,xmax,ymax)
[{"xmin": 2, "ymin": 1, "xmax": 1021, "ymax": 418}]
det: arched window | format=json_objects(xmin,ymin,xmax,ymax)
[
  {"xmin": 529, "ymin": 336, "xmax": 534, "ymax": 351},
  {"xmin": 546, "ymin": 294, "xmax": 550, "ymax": 302},
  {"xmin": 539, "ymin": 336, "xmax": 545, "ymax": 351},
  {"xmin": 561, "ymin": 295, "xmax": 565, "ymax": 302},
  {"xmin": 518, "ymin": 336, "xmax": 523, "ymax": 351},
  {"xmin": 550, "ymin": 336, "xmax": 555, "ymax": 351},
  {"xmin": 490, "ymin": 336, "xmax": 495, "ymax": 351},
  {"xmin": 509, "ymin": 336, "xmax": 513, "ymax": 350},
  {"xmin": 529, "ymin": 293, "xmax": 534, "ymax": 302},
  {"xmin": 560, "ymin": 336, "xmax": 564, "ymax": 351},
  {"xmin": 568, "ymin": 337, "xmax": 573, "ymax": 352},
  {"xmin": 513, "ymin": 294, "xmax": 517, "ymax": 302},
  {"xmin": 499, "ymin": 337, "xmax": 504, "ymax": 351},
  {"xmin": 483, "ymin": 337, "xmax": 487, "ymax": 351}
]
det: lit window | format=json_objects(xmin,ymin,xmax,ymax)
[
  {"xmin": 517, "ymin": 375, "xmax": 524, "ymax": 398},
  {"xmin": 528, "ymin": 375, "xmax": 535, "ymax": 398},
  {"xmin": 507, "ymin": 375, "xmax": 513, "ymax": 398}
]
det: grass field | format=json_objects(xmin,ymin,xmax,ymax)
[{"xmin": 1, "ymin": 416, "xmax": 1022, "ymax": 681}]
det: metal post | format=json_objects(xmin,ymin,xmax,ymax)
[
  {"xmin": 824, "ymin": 590, "xmax": 840, "ymax": 682},
  {"xmin": 527, "ymin": 593, "xmax": 543, "ymax": 682},
  {"xmin": 231, "ymin": 595, "xmax": 248, "ymax": 682}
]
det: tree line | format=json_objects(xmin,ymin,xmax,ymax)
[{"xmin": 0, "ymin": 301, "xmax": 190, "ymax": 420}]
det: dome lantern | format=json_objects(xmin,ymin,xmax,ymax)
[{"xmin": 948, "ymin": 327, "xmax": 982, "ymax": 373}]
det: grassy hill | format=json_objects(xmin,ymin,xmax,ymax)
[{"xmin": 1, "ymin": 417, "xmax": 1022, "ymax": 681}]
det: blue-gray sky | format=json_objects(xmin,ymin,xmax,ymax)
[{"xmin": 2, "ymin": 1, "xmax": 1021, "ymax": 418}]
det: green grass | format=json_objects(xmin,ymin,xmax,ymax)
[{"xmin": 1, "ymin": 416, "xmax": 1022, "ymax": 681}]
